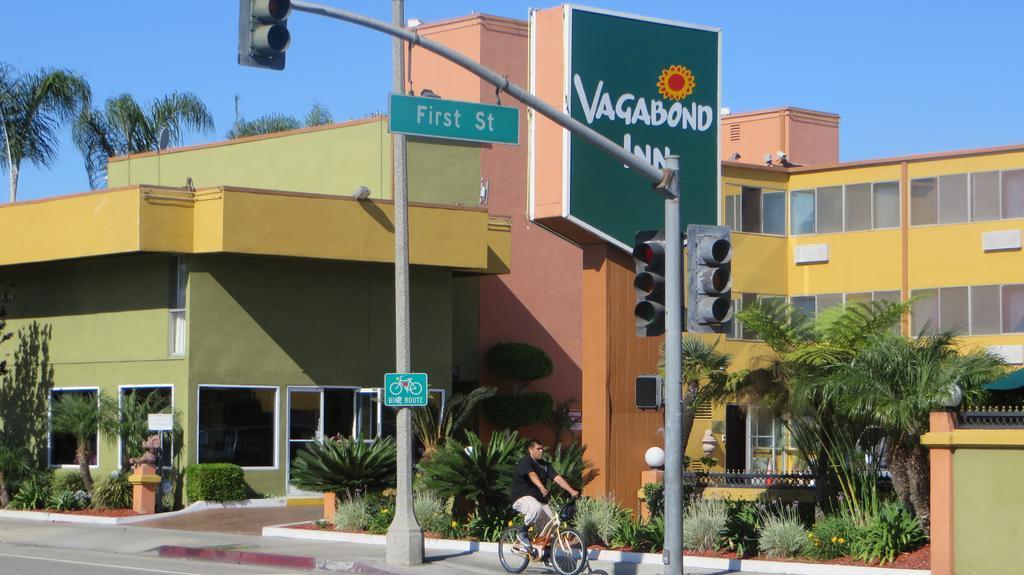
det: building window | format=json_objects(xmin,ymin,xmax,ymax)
[
  {"xmin": 762, "ymin": 191, "xmax": 786, "ymax": 235},
  {"xmin": 723, "ymin": 298, "xmax": 740, "ymax": 339},
  {"xmin": 938, "ymin": 286, "xmax": 969, "ymax": 335},
  {"xmin": 725, "ymin": 195, "xmax": 738, "ymax": 231},
  {"xmin": 817, "ymin": 186, "xmax": 844, "ymax": 233},
  {"xmin": 168, "ymin": 257, "xmax": 187, "ymax": 357},
  {"xmin": 1003, "ymin": 169, "xmax": 1024, "ymax": 219},
  {"xmin": 747, "ymin": 407, "xmax": 782, "ymax": 473},
  {"xmin": 198, "ymin": 386, "xmax": 277, "ymax": 468},
  {"xmin": 911, "ymin": 178, "xmax": 939, "ymax": 226},
  {"xmin": 50, "ymin": 389, "xmax": 98, "ymax": 467},
  {"xmin": 971, "ymin": 285, "xmax": 1001, "ymax": 335},
  {"xmin": 790, "ymin": 295, "xmax": 816, "ymax": 321},
  {"xmin": 910, "ymin": 289, "xmax": 939, "ymax": 335},
  {"xmin": 939, "ymin": 174, "xmax": 969, "ymax": 224},
  {"xmin": 844, "ymin": 183, "xmax": 872, "ymax": 231},
  {"xmin": 873, "ymin": 182, "xmax": 901, "ymax": 229},
  {"xmin": 119, "ymin": 386, "xmax": 173, "ymax": 470},
  {"xmin": 1004, "ymin": 285, "xmax": 1024, "ymax": 333},
  {"xmin": 971, "ymin": 171, "xmax": 1000, "ymax": 221},
  {"xmin": 741, "ymin": 187, "xmax": 762, "ymax": 233},
  {"xmin": 790, "ymin": 190, "xmax": 815, "ymax": 235}
]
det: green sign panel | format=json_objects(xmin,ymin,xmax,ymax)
[
  {"xmin": 566, "ymin": 7, "xmax": 720, "ymax": 248},
  {"xmin": 384, "ymin": 372, "xmax": 429, "ymax": 407},
  {"xmin": 389, "ymin": 94, "xmax": 519, "ymax": 145}
]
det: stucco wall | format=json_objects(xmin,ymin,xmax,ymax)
[
  {"xmin": 953, "ymin": 447, "xmax": 1024, "ymax": 574},
  {"xmin": 186, "ymin": 254, "xmax": 455, "ymax": 494}
]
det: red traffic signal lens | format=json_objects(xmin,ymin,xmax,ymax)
[
  {"xmin": 710, "ymin": 268, "xmax": 730, "ymax": 292},
  {"xmin": 267, "ymin": 0, "xmax": 291, "ymax": 20}
]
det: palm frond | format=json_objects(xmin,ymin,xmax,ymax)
[
  {"xmin": 289, "ymin": 436, "xmax": 396, "ymax": 499},
  {"xmin": 304, "ymin": 103, "xmax": 333, "ymax": 127},
  {"xmin": 226, "ymin": 113, "xmax": 301, "ymax": 139},
  {"xmin": 149, "ymin": 91, "xmax": 215, "ymax": 147}
]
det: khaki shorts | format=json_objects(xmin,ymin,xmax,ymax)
[{"xmin": 513, "ymin": 495, "xmax": 553, "ymax": 529}]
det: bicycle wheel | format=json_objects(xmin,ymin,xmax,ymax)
[
  {"xmin": 550, "ymin": 528, "xmax": 587, "ymax": 575},
  {"xmin": 497, "ymin": 527, "xmax": 530, "ymax": 573}
]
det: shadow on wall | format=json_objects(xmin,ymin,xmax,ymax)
[{"xmin": 0, "ymin": 321, "xmax": 55, "ymax": 467}]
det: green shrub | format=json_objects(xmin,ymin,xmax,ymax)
[
  {"xmin": 184, "ymin": 463, "xmax": 246, "ymax": 502},
  {"xmin": 9, "ymin": 475, "xmax": 51, "ymax": 510},
  {"xmin": 413, "ymin": 490, "xmax": 450, "ymax": 533},
  {"xmin": 365, "ymin": 495, "xmax": 396, "ymax": 534},
  {"xmin": 333, "ymin": 497, "xmax": 371, "ymax": 531},
  {"xmin": 683, "ymin": 497, "xmax": 728, "ymax": 551},
  {"xmin": 642, "ymin": 482, "xmax": 664, "ymax": 518},
  {"xmin": 548, "ymin": 442, "xmax": 599, "ymax": 495},
  {"xmin": 464, "ymin": 506, "xmax": 518, "ymax": 542},
  {"xmin": 757, "ymin": 507, "xmax": 807, "ymax": 558},
  {"xmin": 52, "ymin": 471, "xmax": 86, "ymax": 495},
  {"xmin": 483, "ymin": 392, "xmax": 553, "ymax": 428},
  {"xmin": 640, "ymin": 515, "xmax": 665, "ymax": 552},
  {"xmin": 850, "ymin": 502, "xmax": 926, "ymax": 565},
  {"xmin": 289, "ymin": 436, "xmax": 396, "ymax": 500},
  {"xmin": 722, "ymin": 499, "xmax": 761, "ymax": 557},
  {"xmin": 805, "ymin": 513, "xmax": 856, "ymax": 560},
  {"xmin": 485, "ymin": 343, "xmax": 553, "ymax": 391},
  {"xmin": 610, "ymin": 514, "xmax": 663, "ymax": 552},
  {"xmin": 92, "ymin": 472, "xmax": 133, "ymax": 509},
  {"xmin": 49, "ymin": 489, "xmax": 90, "ymax": 511},
  {"xmin": 575, "ymin": 495, "xmax": 628, "ymax": 546},
  {"xmin": 418, "ymin": 430, "xmax": 524, "ymax": 511}
]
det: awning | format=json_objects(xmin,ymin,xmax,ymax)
[{"xmin": 984, "ymin": 368, "xmax": 1024, "ymax": 391}]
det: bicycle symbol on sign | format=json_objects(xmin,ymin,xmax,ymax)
[{"xmin": 389, "ymin": 375, "xmax": 424, "ymax": 397}]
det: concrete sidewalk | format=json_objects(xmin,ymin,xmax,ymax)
[{"xmin": 0, "ymin": 517, "xmax": 739, "ymax": 575}]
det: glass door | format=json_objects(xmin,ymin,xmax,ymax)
[{"xmin": 287, "ymin": 388, "xmax": 321, "ymax": 494}]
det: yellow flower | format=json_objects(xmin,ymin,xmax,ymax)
[
  {"xmin": 381, "ymin": 508, "xmax": 389, "ymax": 513},
  {"xmin": 507, "ymin": 520, "xmax": 514, "ymax": 526},
  {"xmin": 831, "ymin": 536, "xmax": 837, "ymax": 543},
  {"xmin": 808, "ymin": 533, "xmax": 814, "ymax": 539},
  {"xmin": 451, "ymin": 520, "xmax": 458, "ymax": 527},
  {"xmin": 838, "ymin": 538, "xmax": 846, "ymax": 544}
]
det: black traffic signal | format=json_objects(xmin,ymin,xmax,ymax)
[
  {"xmin": 635, "ymin": 375, "xmax": 664, "ymax": 410},
  {"xmin": 686, "ymin": 224, "xmax": 733, "ymax": 333},
  {"xmin": 633, "ymin": 230, "xmax": 666, "ymax": 337},
  {"xmin": 238, "ymin": 0, "xmax": 292, "ymax": 71}
]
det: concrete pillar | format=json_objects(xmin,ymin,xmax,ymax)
[
  {"xmin": 638, "ymin": 469, "xmax": 664, "ymax": 521},
  {"xmin": 129, "ymin": 464, "xmax": 161, "ymax": 515},
  {"xmin": 323, "ymin": 492, "xmax": 337, "ymax": 523},
  {"xmin": 927, "ymin": 411, "xmax": 957, "ymax": 575}
]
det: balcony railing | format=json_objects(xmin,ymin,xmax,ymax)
[
  {"xmin": 684, "ymin": 472, "xmax": 816, "ymax": 489},
  {"xmin": 958, "ymin": 406, "xmax": 1024, "ymax": 429}
]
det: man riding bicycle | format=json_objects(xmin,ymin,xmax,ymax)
[{"xmin": 510, "ymin": 439, "xmax": 579, "ymax": 554}]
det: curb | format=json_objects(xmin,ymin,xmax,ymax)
[
  {"xmin": 0, "ymin": 498, "xmax": 290, "ymax": 526},
  {"xmin": 263, "ymin": 523, "xmax": 930, "ymax": 575},
  {"xmin": 157, "ymin": 545, "xmax": 402, "ymax": 574}
]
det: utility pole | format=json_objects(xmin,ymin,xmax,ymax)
[
  {"xmin": 384, "ymin": 0, "xmax": 424, "ymax": 566},
  {"xmin": 661, "ymin": 155, "xmax": 683, "ymax": 575}
]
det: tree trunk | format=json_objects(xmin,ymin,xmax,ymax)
[
  {"xmin": 0, "ymin": 470, "xmax": 9, "ymax": 507},
  {"xmin": 887, "ymin": 441, "xmax": 930, "ymax": 533},
  {"xmin": 8, "ymin": 163, "xmax": 18, "ymax": 204},
  {"xmin": 77, "ymin": 442, "xmax": 94, "ymax": 493}
]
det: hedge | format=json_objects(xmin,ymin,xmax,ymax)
[
  {"xmin": 483, "ymin": 391, "xmax": 553, "ymax": 429},
  {"xmin": 185, "ymin": 463, "xmax": 246, "ymax": 502}
]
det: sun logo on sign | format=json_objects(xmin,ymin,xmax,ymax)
[{"xmin": 657, "ymin": 65, "xmax": 696, "ymax": 101}]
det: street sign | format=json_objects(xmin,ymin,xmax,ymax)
[
  {"xmin": 384, "ymin": 372, "xmax": 429, "ymax": 407},
  {"xmin": 388, "ymin": 94, "xmax": 519, "ymax": 145}
]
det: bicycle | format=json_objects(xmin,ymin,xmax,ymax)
[{"xmin": 498, "ymin": 498, "xmax": 588, "ymax": 575}]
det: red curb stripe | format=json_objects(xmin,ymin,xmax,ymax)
[{"xmin": 157, "ymin": 545, "xmax": 317, "ymax": 570}]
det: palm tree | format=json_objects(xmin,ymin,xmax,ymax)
[
  {"xmin": 226, "ymin": 103, "xmax": 334, "ymax": 139},
  {"xmin": 0, "ymin": 63, "xmax": 91, "ymax": 202},
  {"xmin": 73, "ymin": 92, "xmax": 214, "ymax": 188},
  {"xmin": 0, "ymin": 436, "xmax": 34, "ymax": 507},
  {"xmin": 822, "ymin": 331, "xmax": 1005, "ymax": 532},
  {"xmin": 412, "ymin": 386, "xmax": 496, "ymax": 459},
  {"xmin": 547, "ymin": 398, "xmax": 577, "ymax": 445},
  {"xmin": 658, "ymin": 335, "xmax": 731, "ymax": 456},
  {"xmin": 49, "ymin": 391, "xmax": 118, "ymax": 492}
]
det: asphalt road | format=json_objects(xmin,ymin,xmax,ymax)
[{"xmin": 0, "ymin": 542, "xmax": 314, "ymax": 575}]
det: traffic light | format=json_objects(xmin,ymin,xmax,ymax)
[
  {"xmin": 633, "ymin": 230, "xmax": 667, "ymax": 337},
  {"xmin": 238, "ymin": 0, "xmax": 292, "ymax": 71},
  {"xmin": 635, "ymin": 375, "xmax": 664, "ymax": 410},
  {"xmin": 686, "ymin": 224, "xmax": 733, "ymax": 333}
]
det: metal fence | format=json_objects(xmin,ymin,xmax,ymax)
[
  {"xmin": 958, "ymin": 406, "xmax": 1024, "ymax": 429},
  {"xmin": 683, "ymin": 472, "xmax": 816, "ymax": 489}
]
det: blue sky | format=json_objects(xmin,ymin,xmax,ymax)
[{"xmin": 5, "ymin": 0, "xmax": 1023, "ymax": 201}]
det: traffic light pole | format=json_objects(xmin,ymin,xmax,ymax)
[
  {"xmin": 285, "ymin": 2, "xmax": 683, "ymax": 571},
  {"xmin": 662, "ymin": 156, "xmax": 683, "ymax": 575},
  {"xmin": 385, "ymin": 0, "xmax": 425, "ymax": 567}
]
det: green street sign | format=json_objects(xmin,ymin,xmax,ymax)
[
  {"xmin": 384, "ymin": 372, "xmax": 429, "ymax": 407},
  {"xmin": 388, "ymin": 94, "xmax": 519, "ymax": 145},
  {"xmin": 564, "ymin": 7, "xmax": 720, "ymax": 249}
]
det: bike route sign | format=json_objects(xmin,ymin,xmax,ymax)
[{"xmin": 384, "ymin": 372, "xmax": 429, "ymax": 407}]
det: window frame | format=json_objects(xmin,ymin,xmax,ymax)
[
  {"xmin": 761, "ymin": 190, "xmax": 787, "ymax": 236},
  {"xmin": 790, "ymin": 189, "xmax": 816, "ymax": 235},
  {"xmin": 168, "ymin": 256, "xmax": 187, "ymax": 357},
  {"xmin": 49, "ymin": 387, "xmax": 101, "ymax": 469},
  {"xmin": 910, "ymin": 284, "xmax": 1022, "ymax": 336},
  {"xmin": 116, "ymin": 384, "xmax": 175, "ymax": 471},
  {"xmin": 197, "ymin": 384, "xmax": 280, "ymax": 470}
]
